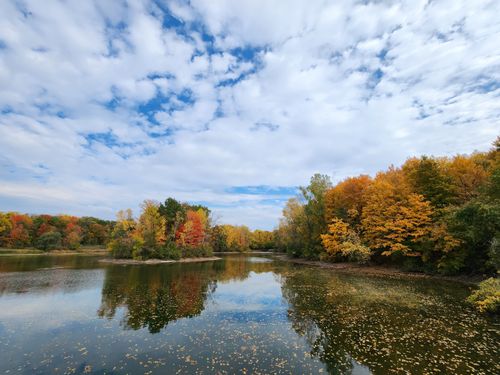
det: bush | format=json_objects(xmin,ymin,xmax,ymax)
[
  {"xmin": 181, "ymin": 244, "xmax": 213, "ymax": 258},
  {"xmin": 108, "ymin": 236, "xmax": 140, "ymax": 259},
  {"xmin": 35, "ymin": 231, "xmax": 62, "ymax": 251},
  {"xmin": 339, "ymin": 242, "xmax": 371, "ymax": 264},
  {"xmin": 158, "ymin": 242, "xmax": 182, "ymax": 260},
  {"xmin": 467, "ymin": 277, "xmax": 500, "ymax": 313}
]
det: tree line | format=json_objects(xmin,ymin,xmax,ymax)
[
  {"xmin": 0, "ymin": 213, "xmax": 113, "ymax": 250},
  {"xmin": 276, "ymin": 138, "xmax": 499, "ymax": 276},
  {"xmin": 0, "ymin": 198, "xmax": 275, "ymax": 258}
]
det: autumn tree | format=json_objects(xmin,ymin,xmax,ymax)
[
  {"xmin": 137, "ymin": 200, "xmax": 166, "ymax": 254},
  {"xmin": 402, "ymin": 156, "xmax": 455, "ymax": 208},
  {"xmin": 250, "ymin": 230, "xmax": 275, "ymax": 250},
  {"xmin": 78, "ymin": 217, "xmax": 111, "ymax": 245},
  {"xmin": 176, "ymin": 209, "xmax": 207, "ymax": 249},
  {"xmin": 7, "ymin": 213, "xmax": 32, "ymax": 248},
  {"xmin": 325, "ymin": 175, "xmax": 371, "ymax": 227},
  {"xmin": 62, "ymin": 216, "xmax": 82, "ymax": 250},
  {"xmin": 0, "ymin": 212, "xmax": 12, "ymax": 246},
  {"xmin": 447, "ymin": 154, "xmax": 488, "ymax": 204},
  {"xmin": 361, "ymin": 168, "xmax": 433, "ymax": 257},
  {"xmin": 320, "ymin": 218, "xmax": 370, "ymax": 263},
  {"xmin": 108, "ymin": 209, "xmax": 139, "ymax": 259},
  {"xmin": 222, "ymin": 225, "xmax": 251, "ymax": 252}
]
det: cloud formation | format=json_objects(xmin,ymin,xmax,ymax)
[{"xmin": 0, "ymin": 0, "xmax": 499, "ymax": 229}]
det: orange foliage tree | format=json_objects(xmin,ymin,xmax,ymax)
[
  {"xmin": 7, "ymin": 213, "xmax": 32, "ymax": 248},
  {"xmin": 325, "ymin": 175, "xmax": 371, "ymax": 227},
  {"xmin": 176, "ymin": 209, "xmax": 207, "ymax": 248}
]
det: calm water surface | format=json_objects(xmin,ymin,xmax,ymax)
[{"xmin": 0, "ymin": 254, "xmax": 498, "ymax": 374}]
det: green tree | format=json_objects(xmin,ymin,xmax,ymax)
[
  {"xmin": 299, "ymin": 173, "xmax": 332, "ymax": 258},
  {"xmin": 210, "ymin": 225, "xmax": 228, "ymax": 252},
  {"xmin": 403, "ymin": 156, "xmax": 455, "ymax": 208},
  {"xmin": 276, "ymin": 198, "xmax": 307, "ymax": 256},
  {"xmin": 35, "ymin": 231, "xmax": 62, "ymax": 251},
  {"xmin": 159, "ymin": 198, "xmax": 186, "ymax": 242}
]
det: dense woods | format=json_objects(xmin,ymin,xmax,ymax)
[
  {"xmin": 276, "ymin": 138, "xmax": 499, "ymax": 277},
  {"xmin": 0, "ymin": 213, "xmax": 112, "ymax": 250}
]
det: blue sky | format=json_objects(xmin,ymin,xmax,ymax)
[{"xmin": 0, "ymin": 0, "xmax": 499, "ymax": 229}]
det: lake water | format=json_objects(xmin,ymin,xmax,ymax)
[{"xmin": 0, "ymin": 254, "xmax": 498, "ymax": 374}]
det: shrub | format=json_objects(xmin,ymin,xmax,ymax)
[
  {"xmin": 339, "ymin": 242, "xmax": 371, "ymax": 264},
  {"xmin": 467, "ymin": 277, "xmax": 500, "ymax": 313},
  {"xmin": 35, "ymin": 231, "xmax": 62, "ymax": 251},
  {"xmin": 181, "ymin": 244, "xmax": 213, "ymax": 258},
  {"xmin": 320, "ymin": 219, "xmax": 371, "ymax": 264},
  {"xmin": 108, "ymin": 236, "xmax": 141, "ymax": 259},
  {"xmin": 158, "ymin": 242, "xmax": 182, "ymax": 260}
]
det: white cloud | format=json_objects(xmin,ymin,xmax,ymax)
[{"xmin": 0, "ymin": 0, "xmax": 499, "ymax": 229}]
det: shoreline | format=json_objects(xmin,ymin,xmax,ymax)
[
  {"xmin": 98, "ymin": 256, "xmax": 222, "ymax": 265},
  {"xmin": 277, "ymin": 255, "xmax": 485, "ymax": 285},
  {"xmin": 214, "ymin": 251, "xmax": 285, "ymax": 255},
  {"xmin": 0, "ymin": 248, "xmax": 108, "ymax": 256}
]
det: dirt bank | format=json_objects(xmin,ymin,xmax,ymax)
[{"xmin": 98, "ymin": 256, "xmax": 222, "ymax": 265}]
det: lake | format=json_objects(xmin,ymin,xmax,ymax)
[{"xmin": 0, "ymin": 254, "xmax": 498, "ymax": 374}]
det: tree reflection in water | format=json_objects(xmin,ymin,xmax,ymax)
[
  {"xmin": 97, "ymin": 256, "xmax": 277, "ymax": 334},
  {"xmin": 97, "ymin": 263, "xmax": 218, "ymax": 333},
  {"xmin": 281, "ymin": 268, "xmax": 499, "ymax": 374}
]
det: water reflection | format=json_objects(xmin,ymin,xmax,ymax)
[
  {"xmin": 0, "ymin": 255, "xmax": 498, "ymax": 374},
  {"xmin": 97, "ymin": 264, "xmax": 217, "ymax": 333},
  {"xmin": 97, "ymin": 257, "xmax": 279, "ymax": 333},
  {"xmin": 281, "ymin": 269, "xmax": 499, "ymax": 374}
]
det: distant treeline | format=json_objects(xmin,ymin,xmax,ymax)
[
  {"xmin": 276, "ymin": 138, "xmax": 499, "ymax": 276},
  {"xmin": 0, "ymin": 198, "xmax": 276, "ymax": 258},
  {"xmin": 0, "ymin": 213, "xmax": 113, "ymax": 250}
]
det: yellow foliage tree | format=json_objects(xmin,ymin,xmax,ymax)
[
  {"xmin": 325, "ymin": 175, "xmax": 371, "ymax": 227},
  {"xmin": 223, "ymin": 225, "xmax": 251, "ymax": 252},
  {"xmin": 137, "ymin": 200, "xmax": 166, "ymax": 249},
  {"xmin": 250, "ymin": 230, "xmax": 275, "ymax": 249},
  {"xmin": 116, "ymin": 208, "xmax": 135, "ymax": 232},
  {"xmin": 447, "ymin": 155, "xmax": 488, "ymax": 203},
  {"xmin": 0, "ymin": 212, "xmax": 12, "ymax": 244},
  {"xmin": 361, "ymin": 168, "xmax": 433, "ymax": 256},
  {"xmin": 321, "ymin": 218, "xmax": 371, "ymax": 263}
]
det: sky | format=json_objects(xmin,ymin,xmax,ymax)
[{"xmin": 0, "ymin": 0, "xmax": 499, "ymax": 230}]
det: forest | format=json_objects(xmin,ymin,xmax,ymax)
[
  {"xmin": 276, "ymin": 138, "xmax": 499, "ymax": 276},
  {"xmin": 1, "ymin": 138, "xmax": 498, "ymax": 274}
]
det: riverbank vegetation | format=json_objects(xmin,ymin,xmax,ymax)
[
  {"xmin": 276, "ymin": 138, "xmax": 499, "ymax": 280},
  {"xmin": 467, "ymin": 277, "xmax": 500, "ymax": 313}
]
